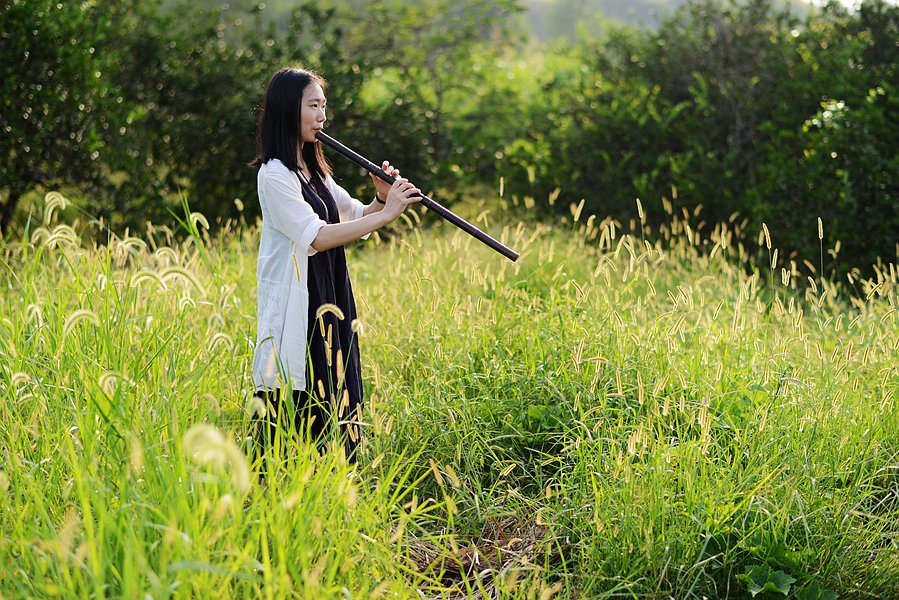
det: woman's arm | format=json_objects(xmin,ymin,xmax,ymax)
[
  {"xmin": 262, "ymin": 161, "xmax": 327, "ymax": 253},
  {"xmin": 311, "ymin": 176, "xmax": 420, "ymax": 252}
]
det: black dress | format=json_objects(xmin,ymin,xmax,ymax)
[{"xmin": 253, "ymin": 171, "xmax": 364, "ymax": 465}]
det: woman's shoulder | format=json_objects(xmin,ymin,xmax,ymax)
[
  {"xmin": 259, "ymin": 159, "xmax": 299, "ymax": 185},
  {"xmin": 260, "ymin": 158, "xmax": 290, "ymax": 174}
]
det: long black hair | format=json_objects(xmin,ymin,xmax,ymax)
[{"xmin": 250, "ymin": 67, "xmax": 331, "ymax": 179}]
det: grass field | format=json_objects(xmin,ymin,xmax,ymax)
[{"xmin": 0, "ymin": 192, "xmax": 896, "ymax": 598}]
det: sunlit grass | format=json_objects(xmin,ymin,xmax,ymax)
[{"xmin": 0, "ymin": 192, "xmax": 896, "ymax": 598}]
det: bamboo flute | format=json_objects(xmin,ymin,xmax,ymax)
[{"xmin": 316, "ymin": 131, "xmax": 520, "ymax": 262}]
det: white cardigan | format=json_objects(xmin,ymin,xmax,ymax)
[{"xmin": 252, "ymin": 158, "xmax": 367, "ymax": 391}]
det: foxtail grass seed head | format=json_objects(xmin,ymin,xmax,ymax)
[
  {"xmin": 37, "ymin": 224, "xmax": 79, "ymax": 249},
  {"xmin": 62, "ymin": 309, "xmax": 100, "ymax": 341},
  {"xmin": 247, "ymin": 395, "xmax": 266, "ymax": 418},
  {"xmin": 548, "ymin": 186, "xmax": 561, "ymax": 207},
  {"xmin": 162, "ymin": 266, "xmax": 205, "ymax": 294},
  {"xmin": 208, "ymin": 332, "xmax": 231, "ymax": 354},
  {"xmin": 315, "ymin": 303, "xmax": 345, "ymax": 322},
  {"xmin": 25, "ymin": 304, "xmax": 43, "ymax": 326},
  {"xmin": 129, "ymin": 436, "xmax": 144, "ymax": 475},
  {"xmin": 179, "ymin": 295, "xmax": 197, "ymax": 310},
  {"xmin": 337, "ymin": 388, "xmax": 350, "ymax": 420},
  {"xmin": 154, "ymin": 246, "xmax": 180, "ymax": 267},
  {"xmin": 189, "ymin": 211, "xmax": 209, "ymax": 231},
  {"xmin": 183, "ymin": 424, "xmax": 251, "ymax": 495},
  {"xmin": 762, "ymin": 223, "xmax": 771, "ymax": 249},
  {"xmin": 43, "ymin": 191, "xmax": 70, "ymax": 224},
  {"xmin": 11, "ymin": 372, "xmax": 31, "ymax": 387},
  {"xmin": 213, "ymin": 494, "xmax": 235, "ymax": 521},
  {"xmin": 129, "ymin": 270, "xmax": 166, "ymax": 290},
  {"xmin": 50, "ymin": 508, "xmax": 82, "ymax": 564},
  {"xmin": 99, "ymin": 372, "xmax": 118, "ymax": 396},
  {"xmin": 429, "ymin": 459, "xmax": 445, "ymax": 487},
  {"xmin": 325, "ymin": 324, "xmax": 333, "ymax": 364},
  {"xmin": 818, "ymin": 217, "xmax": 824, "ymax": 240},
  {"xmin": 351, "ymin": 318, "xmax": 365, "ymax": 336},
  {"xmin": 263, "ymin": 347, "xmax": 277, "ymax": 382},
  {"xmin": 571, "ymin": 199, "xmax": 585, "ymax": 222}
]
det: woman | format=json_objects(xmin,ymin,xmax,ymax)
[{"xmin": 249, "ymin": 67, "xmax": 420, "ymax": 467}]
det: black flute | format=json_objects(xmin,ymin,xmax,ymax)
[{"xmin": 315, "ymin": 131, "xmax": 520, "ymax": 262}]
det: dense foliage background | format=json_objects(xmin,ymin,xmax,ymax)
[{"xmin": 2, "ymin": 0, "xmax": 897, "ymax": 272}]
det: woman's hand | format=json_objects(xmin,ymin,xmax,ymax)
[
  {"xmin": 380, "ymin": 176, "xmax": 421, "ymax": 221},
  {"xmin": 370, "ymin": 160, "xmax": 400, "ymax": 201}
]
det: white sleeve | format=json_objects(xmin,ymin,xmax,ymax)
[
  {"xmin": 326, "ymin": 176, "xmax": 367, "ymax": 224},
  {"xmin": 261, "ymin": 163, "xmax": 327, "ymax": 256}
]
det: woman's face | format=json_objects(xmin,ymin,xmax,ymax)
[{"xmin": 300, "ymin": 82, "xmax": 327, "ymax": 145}]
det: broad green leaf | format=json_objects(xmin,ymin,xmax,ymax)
[{"xmin": 738, "ymin": 564, "xmax": 796, "ymax": 597}]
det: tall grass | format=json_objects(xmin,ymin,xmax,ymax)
[{"xmin": 0, "ymin": 192, "xmax": 896, "ymax": 598}]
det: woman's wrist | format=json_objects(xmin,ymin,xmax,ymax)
[{"xmin": 375, "ymin": 193, "xmax": 386, "ymax": 205}]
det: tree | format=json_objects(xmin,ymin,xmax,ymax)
[
  {"xmin": 327, "ymin": 0, "xmax": 525, "ymax": 195},
  {"xmin": 94, "ymin": 0, "xmax": 280, "ymax": 227},
  {"xmin": 749, "ymin": 0, "xmax": 899, "ymax": 272},
  {"xmin": 0, "ymin": 0, "xmax": 121, "ymax": 232},
  {"xmin": 77, "ymin": 0, "xmax": 365, "ymax": 229}
]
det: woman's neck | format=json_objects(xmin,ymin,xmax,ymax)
[{"xmin": 297, "ymin": 148, "xmax": 310, "ymax": 177}]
